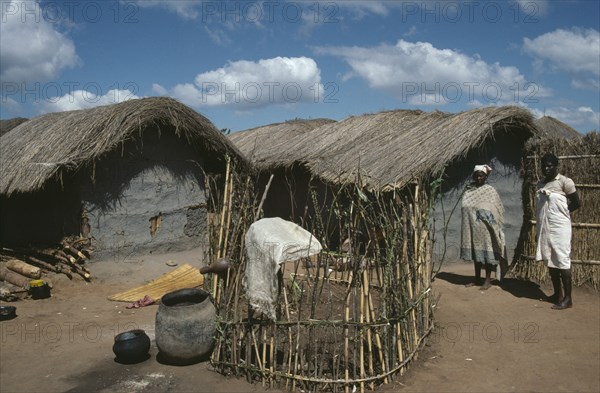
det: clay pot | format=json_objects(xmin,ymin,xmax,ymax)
[
  {"xmin": 112, "ymin": 329, "xmax": 151, "ymax": 363},
  {"xmin": 155, "ymin": 288, "xmax": 216, "ymax": 365},
  {"xmin": 0, "ymin": 306, "xmax": 17, "ymax": 321}
]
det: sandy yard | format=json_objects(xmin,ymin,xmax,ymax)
[{"xmin": 1, "ymin": 250, "xmax": 598, "ymax": 393}]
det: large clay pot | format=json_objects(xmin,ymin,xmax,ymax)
[{"xmin": 155, "ymin": 288, "xmax": 216, "ymax": 364}]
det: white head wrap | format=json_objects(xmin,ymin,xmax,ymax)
[{"xmin": 473, "ymin": 164, "xmax": 492, "ymax": 175}]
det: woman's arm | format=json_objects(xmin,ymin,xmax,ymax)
[{"xmin": 567, "ymin": 191, "xmax": 581, "ymax": 212}]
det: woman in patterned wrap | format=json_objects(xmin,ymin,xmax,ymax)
[{"xmin": 461, "ymin": 164, "xmax": 506, "ymax": 290}]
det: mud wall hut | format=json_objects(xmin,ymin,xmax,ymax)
[
  {"xmin": 230, "ymin": 118, "xmax": 336, "ymax": 223},
  {"xmin": 231, "ymin": 107, "xmax": 545, "ymax": 263},
  {"xmin": 213, "ymin": 106, "xmax": 541, "ymax": 391},
  {"xmin": 431, "ymin": 114, "xmax": 582, "ymax": 265},
  {"xmin": 0, "ymin": 97, "xmax": 246, "ymax": 258}
]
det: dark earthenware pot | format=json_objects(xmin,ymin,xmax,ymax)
[
  {"xmin": 0, "ymin": 306, "xmax": 17, "ymax": 321},
  {"xmin": 112, "ymin": 329, "xmax": 151, "ymax": 363},
  {"xmin": 30, "ymin": 283, "xmax": 51, "ymax": 299},
  {"xmin": 155, "ymin": 288, "xmax": 216, "ymax": 365}
]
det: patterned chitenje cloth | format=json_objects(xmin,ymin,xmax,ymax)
[{"xmin": 461, "ymin": 184, "xmax": 506, "ymax": 265}]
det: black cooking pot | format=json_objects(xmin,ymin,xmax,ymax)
[
  {"xmin": 0, "ymin": 306, "xmax": 17, "ymax": 321},
  {"xmin": 112, "ymin": 329, "xmax": 151, "ymax": 363}
]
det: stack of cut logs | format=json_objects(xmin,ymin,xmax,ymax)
[{"xmin": 0, "ymin": 237, "xmax": 93, "ymax": 300}]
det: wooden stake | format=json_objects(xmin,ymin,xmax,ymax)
[
  {"xmin": 255, "ymin": 174, "xmax": 274, "ymax": 220},
  {"xmin": 396, "ymin": 322, "xmax": 404, "ymax": 376},
  {"xmin": 270, "ymin": 325, "xmax": 275, "ymax": 388},
  {"xmin": 214, "ymin": 156, "xmax": 231, "ymax": 300},
  {"xmin": 262, "ymin": 324, "xmax": 268, "ymax": 386},
  {"xmin": 365, "ymin": 270, "xmax": 388, "ymax": 384},
  {"xmin": 344, "ymin": 272, "xmax": 352, "ymax": 393},
  {"xmin": 362, "ymin": 270, "xmax": 374, "ymax": 390}
]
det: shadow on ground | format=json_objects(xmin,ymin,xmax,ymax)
[{"xmin": 434, "ymin": 271, "xmax": 548, "ymax": 301}]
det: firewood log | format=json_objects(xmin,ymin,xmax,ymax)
[
  {"xmin": 6, "ymin": 259, "xmax": 42, "ymax": 279},
  {"xmin": 62, "ymin": 243, "xmax": 88, "ymax": 262},
  {"xmin": 0, "ymin": 265, "xmax": 31, "ymax": 288}
]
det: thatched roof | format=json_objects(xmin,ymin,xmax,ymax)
[
  {"xmin": 232, "ymin": 106, "xmax": 538, "ymax": 190},
  {"xmin": 0, "ymin": 117, "xmax": 28, "ymax": 137},
  {"xmin": 229, "ymin": 118, "xmax": 335, "ymax": 164},
  {"xmin": 0, "ymin": 97, "xmax": 246, "ymax": 196},
  {"xmin": 534, "ymin": 116, "xmax": 582, "ymax": 139}
]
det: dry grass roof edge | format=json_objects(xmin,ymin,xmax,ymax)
[
  {"xmin": 0, "ymin": 97, "xmax": 247, "ymax": 196},
  {"xmin": 230, "ymin": 106, "xmax": 542, "ymax": 191}
]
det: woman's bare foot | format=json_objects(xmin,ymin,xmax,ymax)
[
  {"xmin": 480, "ymin": 279, "xmax": 492, "ymax": 290},
  {"xmin": 465, "ymin": 279, "xmax": 482, "ymax": 287}
]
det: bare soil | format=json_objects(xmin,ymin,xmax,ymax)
[{"xmin": 1, "ymin": 251, "xmax": 598, "ymax": 393}]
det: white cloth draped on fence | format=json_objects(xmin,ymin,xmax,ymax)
[{"xmin": 244, "ymin": 217, "xmax": 322, "ymax": 320}]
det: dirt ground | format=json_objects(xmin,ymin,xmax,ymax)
[{"xmin": 1, "ymin": 250, "xmax": 599, "ymax": 393}]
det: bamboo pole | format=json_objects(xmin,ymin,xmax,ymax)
[
  {"xmin": 574, "ymin": 184, "xmax": 600, "ymax": 188},
  {"xmin": 528, "ymin": 220, "xmax": 600, "ymax": 228},
  {"xmin": 526, "ymin": 154, "xmax": 600, "ymax": 159},
  {"xmin": 344, "ymin": 272, "xmax": 353, "ymax": 393},
  {"xmin": 214, "ymin": 157, "xmax": 231, "ymax": 298},
  {"xmin": 262, "ymin": 324, "xmax": 268, "ymax": 386},
  {"xmin": 396, "ymin": 322, "xmax": 404, "ymax": 376},
  {"xmin": 361, "ymin": 270, "xmax": 373, "ymax": 390},
  {"xmin": 366, "ymin": 274, "xmax": 388, "ymax": 383},
  {"xmin": 222, "ymin": 172, "xmax": 234, "ymax": 261},
  {"xmin": 520, "ymin": 255, "xmax": 600, "ymax": 265},
  {"xmin": 255, "ymin": 174, "xmax": 274, "ymax": 220},
  {"xmin": 270, "ymin": 324, "xmax": 275, "ymax": 388},
  {"xmin": 283, "ymin": 285, "xmax": 293, "ymax": 390}
]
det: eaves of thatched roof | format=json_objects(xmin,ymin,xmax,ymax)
[
  {"xmin": 0, "ymin": 117, "xmax": 28, "ymax": 137},
  {"xmin": 534, "ymin": 116, "xmax": 582, "ymax": 140},
  {"xmin": 0, "ymin": 97, "xmax": 247, "ymax": 196},
  {"xmin": 229, "ymin": 118, "xmax": 336, "ymax": 164},
  {"xmin": 232, "ymin": 106, "xmax": 538, "ymax": 191}
]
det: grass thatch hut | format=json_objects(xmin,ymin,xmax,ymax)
[
  {"xmin": 231, "ymin": 107, "xmax": 542, "ymax": 263},
  {"xmin": 0, "ymin": 117, "xmax": 28, "ymax": 137},
  {"xmin": 230, "ymin": 118, "xmax": 336, "ymax": 167},
  {"xmin": 230, "ymin": 118, "xmax": 336, "ymax": 221},
  {"xmin": 210, "ymin": 106, "xmax": 541, "ymax": 392},
  {"xmin": 0, "ymin": 97, "xmax": 246, "ymax": 258},
  {"xmin": 534, "ymin": 116, "xmax": 582, "ymax": 140}
]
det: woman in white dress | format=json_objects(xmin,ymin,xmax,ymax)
[{"xmin": 536, "ymin": 153, "xmax": 580, "ymax": 310}]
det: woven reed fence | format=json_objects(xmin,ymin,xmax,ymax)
[
  {"xmin": 511, "ymin": 132, "xmax": 600, "ymax": 288},
  {"xmin": 205, "ymin": 168, "xmax": 435, "ymax": 392}
]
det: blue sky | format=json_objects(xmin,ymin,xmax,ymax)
[{"xmin": 1, "ymin": 0, "xmax": 599, "ymax": 133}]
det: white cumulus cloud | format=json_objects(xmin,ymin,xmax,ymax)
[
  {"xmin": 40, "ymin": 89, "xmax": 140, "ymax": 113},
  {"xmin": 163, "ymin": 57, "xmax": 324, "ymax": 108},
  {"xmin": 523, "ymin": 28, "xmax": 600, "ymax": 76},
  {"xmin": 514, "ymin": 0, "xmax": 549, "ymax": 16},
  {"xmin": 134, "ymin": 0, "xmax": 201, "ymax": 19},
  {"xmin": 314, "ymin": 39, "xmax": 549, "ymax": 106},
  {"xmin": 0, "ymin": 0, "xmax": 80, "ymax": 85}
]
